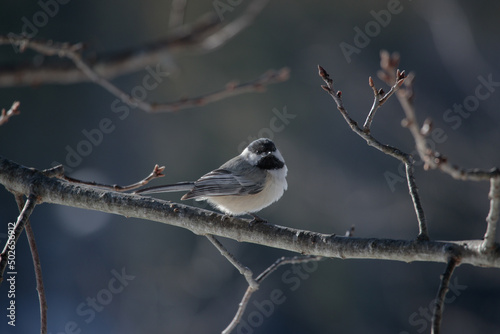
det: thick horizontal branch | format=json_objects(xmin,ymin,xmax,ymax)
[{"xmin": 1, "ymin": 156, "xmax": 500, "ymax": 268}]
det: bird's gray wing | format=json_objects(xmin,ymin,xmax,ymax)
[{"xmin": 181, "ymin": 168, "xmax": 266, "ymax": 200}]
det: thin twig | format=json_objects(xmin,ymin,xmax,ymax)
[
  {"xmin": 0, "ymin": 193, "xmax": 38, "ymax": 283},
  {"xmin": 145, "ymin": 67, "xmax": 289, "ymax": 113},
  {"xmin": 62, "ymin": 164, "xmax": 166, "ymax": 192},
  {"xmin": 15, "ymin": 195, "xmax": 47, "ymax": 334},
  {"xmin": 207, "ymin": 232, "xmax": 323, "ymax": 334},
  {"xmin": 378, "ymin": 50, "xmax": 500, "ymax": 181},
  {"xmin": 255, "ymin": 255, "xmax": 323, "ymax": 283},
  {"xmin": 0, "ymin": 0, "xmax": 271, "ymax": 87},
  {"xmin": 201, "ymin": 0, "xmax": 271, "ymax": 50},
  {"xmin": 205, "ymin": 234, "xmax": 257, "ymax": 289},
  {"xmin": 0, "ymin": 101, "xmax": 21, "ymax": 126},
  {"xmin": 363, "ymin": 76, "xmax": 403, "ymax": 132},
  {"xmin": 2, "ymin": 36, "xmax": 289, "ymax": 113},
  {"xmin": 318, "ymin": 65, "xmax": 429, "ymax": 240},
  {"xmin": 222, "ymin": 255, "xmax": 323, "ymax": 334},
  {"xmin": 482, "ymin": 177, "xmax": 500, "ymax": 251},
  {"xmin": 405, "ymin": 162, "xmax": 429, "ymax": 240},
  {"xmin": 223, "ymin": 286, "xmax": 254, "ymax": 334},
  {"xmin": 431, "ymin": 257, "xmax": 460, "ymax": 334}
]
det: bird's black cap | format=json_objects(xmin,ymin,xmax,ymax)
[{"xmin": 247, "ymin": 138, "xmax": 276, "ymax": 155}]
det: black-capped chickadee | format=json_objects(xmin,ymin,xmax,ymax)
[{"xmin": 135, "ymin": 138, "xmax": 288, "ymax": 218}]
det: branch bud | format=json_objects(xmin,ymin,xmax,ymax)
[
  {"xmin": 369, "ymin": 76, "xmax": 374, "ymax": 87},
  {"xmin": 318, "ymin": 65, "xmax": 327, "ymax": 78}
]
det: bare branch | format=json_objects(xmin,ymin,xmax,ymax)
[
  {"xmin": 0, "ymin": 17, "xmax": 218, "ymax": 86},
  {"xmin": 431, "ymin": 257, "xmax": 460, "ymax": 334},
  {"xmin": 146, "ymin": 67, "xmax": 290, "ymax": 113},
  {"xmin": 0, "ymin": 192, "xmax": 38, "ymax": 283},
  {"xmin": 207, "ymin": 230, "xmax": 323, "ymax": 334},
  {"xmin": 62, "ymin": 164, "xmax": 166, "ymax": 192},
  {"xmin": 207, "ymin": 228, "xmax": 323, "ymax": 334},
  {"xmin": 1, "ymin": 36, "xmax": 290, "ymax": 112},
  {"xmin": 201, "ymin": 0, "xmax": 271, "ymax": 51},
  {"xmin": 378, "ymin": 50, "xmax": 500, "ymax": 181},
  {"xmin": 222, "ymin": 255, "xmax": 323, "ymax": 334},
  {"xmin": 0, "ymin": 0, "xmax": 270, "ymax": 88},
  {"xmin": 405, "ymin": 161, "xmax": 429, "ymax": 240},
  {"xmin": 255, "ymin": 255, "xmax": 323, "ymax": 283},
  {"xmin": 205, "ymin": 234, "xmax": 257, "ymax": 289},
  {"xmin": 318, "ymin": 65, "xmax": 429, "ymax": 240},
  {"xmin": 14, "ymin": 195, "xmax": 47, "ymax": 334},
  {"xmin": 363, "ymin": 75, "xmax": 404, "ymax": 132},
  {"xmin": 1, "ymin": 155, "xmax": 499, "ymax": 268},
  {"xmin": 482, "ymin": 176, "xmax": 500, "ymax": 251},
  {"xmin": 0, "ymin": 101, "xmax": 21, "ymax": 126}
]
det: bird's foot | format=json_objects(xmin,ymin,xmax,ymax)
[{"xmin": 249, "ymin": 213, "xmax": 267, "ymax": 225}]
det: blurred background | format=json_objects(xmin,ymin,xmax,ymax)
[{"xmin": 1, "ymin": 0, "xmax": 500, "ymax": 333}]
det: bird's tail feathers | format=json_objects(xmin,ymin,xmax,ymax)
[{"xmin": 134, "ymin": 182, "xmax": 194, "ymax": 195}]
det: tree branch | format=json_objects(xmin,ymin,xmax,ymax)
[
  {"xmin": 431, "ymin": 257, "xmax": 460, "ymax": 334},
  {"xmin": 14, "ymin": 195, "xmax": 47, "ymax": 334},
  {"xmin": 1, "ymin": 155, "xmax": 499, "ymax": 270},
  {"xmin": 206, "ymin": 233, "xmax": 323, "ymax": 333},
  {"xmin": 318, "ymin": 65, "xmax": 429, "ymax": 240},
  {"xmin": 483, "ymin": 177, "xmax": 500, "ymax": 251},
  {"xmin": 201, "ymin": 0, "xmax": 271, "ymax": 51},
  {"xmin": 0, "ymin": 192, "xmax": 38, "ymax": 283},
  {"xmin": 61, "ymin": 164, "xmax": 166, "ymax": 192},
  {"xmin": 222, "ymin": 255, "xmax": 323, "ymax": 334},
  {"xmin": 0, "ymin": 0, "xmax": 282, "ymax": 115},
  {"xmin": 378, "ymin": 50, "xmax": 500, "ymax": 181},
  {"xmin": 0, "ymin": 0, "xmax": 270, "ymax": 87},
  {"xmin": 205, "ymin": 234, "xmax": 258, "ymax": 289},
  {"xmin": 1, "ymin": 36, "xmax": 289, "ymax": 113}
]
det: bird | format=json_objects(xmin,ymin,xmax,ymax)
[{"xmin": 135, "ymin": 138, "xmax": 288, "ymax": 219}]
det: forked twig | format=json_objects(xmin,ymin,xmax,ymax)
[
  {"xmin": 222, "ymin": 255, "xmax": 322, "ymax": 334},
  {"xmin": 378, "ymin": 50, "xmax": 500, "ymax": 181},
  {"xmin": 14, "ymin": 194, "xmax": 47, "ymax": 334},
  {"xmin": 363, "ymin": 76, "xmax": 403, "ymax": 132},
  {"xmin": 206, "ymin": 234, "xmax": 257, "ymax": 289},
  {"xmin": 378, "ymin": 50, "xmax": 500, "ymax": 249},
  {"xmin": 0, "ymin": 0, "xmax": 271, "ymax": 87},
  {"xmin": 205, "ymin": 234, "xmax": 322, "ymax": 334},
  {"xmin": 318, "ymin": 65, "xmax": 429, "ymax": 240},
  {"xmin": 2, "ymin": 36, "xmax": 289, "ymax": 113},
  {"xmin": 0, "ymin": 193, "xmax": 38, "ymax": 282}
]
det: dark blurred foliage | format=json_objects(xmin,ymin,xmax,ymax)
[{"xmin": 1, "ymin": 0, "xmax": 500, "ymax": 333}]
